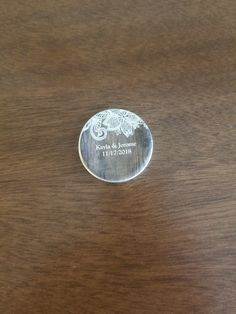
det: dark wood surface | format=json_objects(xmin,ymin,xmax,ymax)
[{"xmin": 0, "ymin": 1, "xmax": 236, "ymax": 313}]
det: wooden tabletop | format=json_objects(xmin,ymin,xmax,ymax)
[{"xmin": 0, "ymin": 1, "xmax": 236, "ymax": 313}]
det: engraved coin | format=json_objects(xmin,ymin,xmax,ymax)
[{"xmin": 78, "ymin": 108, "xmax": 153, "ymax": 183}]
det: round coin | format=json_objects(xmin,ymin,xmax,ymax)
[{"xmin": 78, "ymin": 108, "xmax": 153, "ymax": 183}]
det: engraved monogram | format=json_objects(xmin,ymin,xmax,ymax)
[{"xmin": 83, "ymin": 109, "xmax": 148, "ymax": 141}]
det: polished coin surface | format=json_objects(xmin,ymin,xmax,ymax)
[{"xmin": 78, "ymin": 108, "xmax": 153, "ymax": 183}]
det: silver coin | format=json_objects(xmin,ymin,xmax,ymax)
[{"xmin": 78, "ymin": 108, "xmax": 153, "ymax": 183}]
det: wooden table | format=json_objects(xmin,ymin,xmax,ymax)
[{"xmin": 1, "ymin": 1, "xmax": 236, "ymax": 313}]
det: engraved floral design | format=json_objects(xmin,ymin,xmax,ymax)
[{"xmin": 84, "ymin": 109, "xmax": 148, "ymax": 141}]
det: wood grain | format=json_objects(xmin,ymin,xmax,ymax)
[{"xmin": 0, "ymin": 1, "xmax": 236, "ymax": 313}]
